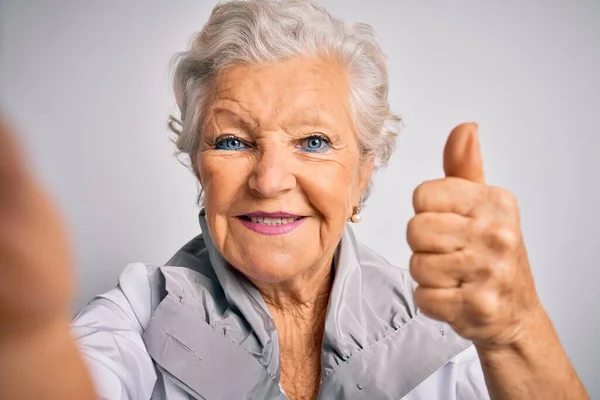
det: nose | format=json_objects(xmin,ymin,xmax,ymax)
[{"xmin": 247, "ymin": 145, "xmax": 296, "ymax": 198}]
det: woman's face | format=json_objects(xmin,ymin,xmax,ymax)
[{"xmin": 196, "ymin": 56, "xmax": 373, "ymax": 284}]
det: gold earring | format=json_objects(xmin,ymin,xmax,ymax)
[{"xmin": 349, "ymin": 206, "xmax": 361, "ymax": 223}]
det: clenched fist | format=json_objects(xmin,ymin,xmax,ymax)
[
  {"xmin": 0, "ymin": 117, "xmax": 75, "ymax": 335},
  {"xmin": 407, "ymin": 123, "xmax": 542, "ymax": 349}
]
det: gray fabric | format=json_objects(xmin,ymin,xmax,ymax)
[
  {"xmin": 145, "ymin": 294, "xmax": 283, "ymax": 399},
  {"xmin": 141, "ymin": 211, "xmax": 472, "ymax": 399},
  {"xmin": 318, "ymin": 317, "xmax": 471, "ymax": 399}
]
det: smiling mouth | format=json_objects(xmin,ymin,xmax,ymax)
[{"xmin": 238, "ymin": 215, "xmax": 304, "ymax": 225}]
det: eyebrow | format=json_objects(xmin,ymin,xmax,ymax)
[
  {"xmin": 207, "ymin": 100, "xmax": 346, "ymax": 136},
  {"xmin": 207, "ymin": 101, "xmax": 259, "ymax": 131},
  {"xmin": 281, "ymin": 110, "xmax": 341, "ymax": 133}
]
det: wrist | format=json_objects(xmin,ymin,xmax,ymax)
[
  {"xmin": 476, "ymin": 303, "xmax": 553, "ymax": 357},
  {"xmin": 474, "ymin": 304, "xmax": 589, "ymax": 400}
]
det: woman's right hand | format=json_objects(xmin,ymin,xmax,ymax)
[
  {"xmin": 0, "ymin": 116, "xmax": 74, "ymax": 336},
  {"xmin": 0, "ymin": 116, "xmax": 97, "ymax": 400}
]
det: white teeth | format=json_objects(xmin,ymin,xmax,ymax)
[{"xmin": 249, "ymin": 217, "xmax": 299, "ymax": 225}]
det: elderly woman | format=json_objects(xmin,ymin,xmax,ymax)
[{"xmin": 0, "ymin": 1, "xmax": 589, "ymax": 399}]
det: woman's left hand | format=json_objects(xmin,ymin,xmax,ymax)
[{"xmin": 407, "ymin": 122, "xmax": 543, "ymax": 349}]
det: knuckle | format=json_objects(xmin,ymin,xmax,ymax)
[
  {"xmin": 468, "ymin": 290, "xmax": 502, "ymax": 325},
  {"xmin": 491, "ymin": 187, "xmax": 519, "ymax": 212},
  {"xmin": 472, "ymin": 259, "xmax": 493, "ymax": 281},
  {"xmin": 416, "ymin": 212, "xmax": 436, "ymax": 227},
  {"xmin": 475, "ymin": 217, "xmax": 521, "ymax": 253},
  {"xmin": 464, "ymin": 248, "xmax": 509, "ymax": 283},
  {"xmin": 450, "ymin": 250, "xmax": 469, "ymax": 280},
  {"xmin": 474, "ymin": 260, "xmax": 508, "ymax": 284},
  {"xmin": 407, "ymin": 213, "xmax": 439, "ymax": 251},
  {"xmin": 501, "ymin": 189, "xmax": 519, "ymax": 210},
  {"xmin": 409, "ymin": 253, "xmax": 417, "ymax": 270},
  {"xmin": 413, "ymin": 286, "xmax": 426, "ymax": 308},
  {"xmin": 412, "ymin": 180, "xmax": 434, "ymax": 212},
  {"xmin": 414, "ymin": 287, "xmax": 435, "ymax": 317},
  {"xmin": 460, "ymin": 248, "xmax": 499, "ymax": 284},
  {"xmin": 470, "ymin": 216, "xmax": 489, "ymax": 238},
  {"xmin": 412, "ymin": 183, "xmax": 426, "ymax": 212},
  {"xmin": 458, "ymin": 247, "xmax": 477, "ymax": 266},
  {"xmin": 409, "ymin": 254, "xmax": 428, "ymax": 283},
  {"xmin": 406, "ymin": 215, "xmax": 425, "ymax": 249},
  {"xmin": 488, "ymin": 222, "xmax": 521, "ymax": 251},
  {"xmin": 492, "ymin": 260, "xmax": 514, "ymax": 290}
]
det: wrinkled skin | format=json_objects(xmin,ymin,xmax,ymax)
[
  {"xmin": 408, "ymin": 123, "xmax": 542, "ymax": 348},
  {"xmin": 196, "ymin": 57, "xmax": 371, "ymax": 287},
  {"xmin": 0, "ymin": 57, "xmax": 588, "ymax": 399},
  {"xmin": 195, "ymin": 56, "xmax": 372, "ymax": 399}
]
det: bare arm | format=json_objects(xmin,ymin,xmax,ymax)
[
  {"xmin": 477, "ymin": 308, "xmax": 588, "ymax": 400},
  {"xmin": 408, "ymin": 123, "xmax": 588, "ymax": 400}
]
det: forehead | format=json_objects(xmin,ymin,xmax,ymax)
[{"xmin": 210, "ymin": 56, "xmax": 353, "ymax": 129}]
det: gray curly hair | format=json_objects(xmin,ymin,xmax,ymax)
[{"xmin": 168, "ymin": 0, "xmax": 402, "ymax": 205}]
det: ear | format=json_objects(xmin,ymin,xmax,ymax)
[{"xmin": 355, "ymin": 155, "xmax": 375, "ymax": 205}]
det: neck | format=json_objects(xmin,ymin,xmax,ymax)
[
  {"xmin": 254, "ymin": 255, "xmax": 334, "ymax": 319},
  {"xmin": 258, "ymin": 259, "xmax": 332, "ymax": 400}
]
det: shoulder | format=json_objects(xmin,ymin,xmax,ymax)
[
  {"xmin": 81, "ymin": 233, "xmax": 216, "ymax": 330},
  {"xmin": 70, "ymin": 262, "xmax": 162, "ymax": 399},
  {"xmin": 115, "ymin": 262, "xmax": 166, "ymax": 329},
  {"xmin": 73, "ymin": 262, "xmax": 165, "ymax": 334}
]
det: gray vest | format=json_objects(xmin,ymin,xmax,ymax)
[{"xmin": 142, "ymin": 213, "xmax": 471, "ymax": 399}]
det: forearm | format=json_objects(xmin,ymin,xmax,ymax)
[
  {"xmin": 476, "ymin": 309, "xmax": 588, "ymax": 400},
  {"xmin": 0, "ymin": 314, "xmax": 96, "ymax": 400}
]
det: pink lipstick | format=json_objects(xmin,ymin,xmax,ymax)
[{"xmin": 237, "ymin": 211, "xmax": 306, "ymax": 236}]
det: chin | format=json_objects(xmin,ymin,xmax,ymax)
[{"xmin": 231, "ymin": 249, "xmax": 307, "ymax": 284}]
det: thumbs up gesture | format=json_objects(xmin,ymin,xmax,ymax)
[{"xmin": 407, "ymin": 123, "xmax": 542, "ymax": 348}]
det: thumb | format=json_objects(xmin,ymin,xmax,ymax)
[{"xmin": 443, "ymin": 122, "xmax": 485, "ymax": 183}]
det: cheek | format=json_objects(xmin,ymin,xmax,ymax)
[
  {"xmin": 296, "ymin": 156, "xmax": 360, "ymax": 222},
  {"xmin": 198, "ymin": 154, "xmax": 250, "ymax": 214}
]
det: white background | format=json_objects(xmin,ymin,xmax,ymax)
[{"xmin": 1, "ymin": 0, "xmax": 599, "ymax": 396}]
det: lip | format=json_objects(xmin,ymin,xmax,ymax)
[
  {"xmin": 244, "ymin": 211, "xmax": 302, "ymax": 218},
  {"xmin": 237, "ymin": 211, "xmax": 306, "ymax": 236}
]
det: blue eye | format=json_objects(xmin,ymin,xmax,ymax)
[
  {"xmin": 301, "ymin": 135, "xmax": 330, "ymax": 153},
  {"xmin": 215, "ymin": 136, "xmax": 247, "ymax": 151}
]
